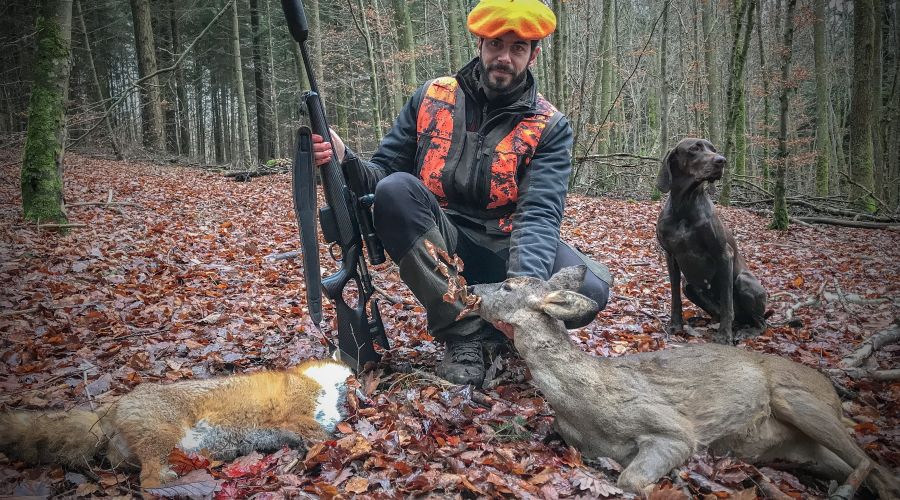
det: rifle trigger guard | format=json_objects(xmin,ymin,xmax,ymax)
[{"xmin": 329, "ymin": 242, "xmax": 342, "ymax": 261}]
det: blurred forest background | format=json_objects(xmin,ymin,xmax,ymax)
[{"xmin": 2, "ymin": 0, "xmax": 898, "ymax": 216}]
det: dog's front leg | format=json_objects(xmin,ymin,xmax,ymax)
[
  {"xmin": 717, "ymin": 247, "xmax": 735, "ymax": 344},
  {"xmin": 665, "ymin": 253, "xmax": 685, "ymax": 335}
]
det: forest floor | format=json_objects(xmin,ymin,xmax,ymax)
[{"xmin": 0, "ymin": 151, "xmax": 897, "ymax": 499}]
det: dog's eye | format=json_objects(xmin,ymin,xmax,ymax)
[
  {"xmin": 501, "ymin": 282, "xmax": 513, "ymax": 291},
  {"xmin": 690, "ymin": 144, "xmax": 699, "ymax": 151}
]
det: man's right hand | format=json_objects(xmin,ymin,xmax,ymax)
[{"xmin": 311, "ymin": 128, "xmax": 346, "ymax": 166}]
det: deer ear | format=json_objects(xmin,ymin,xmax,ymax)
[
  {"xmin": 540, "ymin": 290, "xmax": 598, "ymax": 324},
  {"xmin": 547, "ymin": 265, "xmax": 587, "ymax": 291},
  {"xmin": 656, "ymin": 149, "xmax": 674, "ymax": 193}
]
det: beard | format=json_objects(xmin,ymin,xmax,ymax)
[{"xmin": 478, "ymin": 59, "xmax": 527, "ymax": 95}]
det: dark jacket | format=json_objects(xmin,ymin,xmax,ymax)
[{"xmin": 344, "ymin": 58, "xmax": 574, "ymax": 280}]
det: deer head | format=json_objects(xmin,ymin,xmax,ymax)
[{"xmin": 465, "ymin": 266, "xmax": 599, "ymax": 337}]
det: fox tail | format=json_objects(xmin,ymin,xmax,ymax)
[{"xmin": 0, "ymin": 409, "xmax": 109, "ymax": 467}]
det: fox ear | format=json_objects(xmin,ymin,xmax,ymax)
[
  {"xmin": 539, "ymin": 290, "xmax": 598, "ymax": 324},
  {"xmin": 657, "ymin": 149, "xmax": 674, "ymax": 193}
]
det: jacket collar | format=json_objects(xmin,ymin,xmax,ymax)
[{"xmin": 455, "ymin": 57, "xmax": 538, "ymax": 113}]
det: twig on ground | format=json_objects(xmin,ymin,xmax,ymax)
[
  {"xmin": 374, "ymin": 285, "xmax": 408, "ymax": 306},
  {"xmin": 794, "ymin": 216, "xmax": 900, "ymax": 230},
  {"xmin": 841, "ymin": 324, "xmax": 900, "ymax": 368},
  {"xmin": 0, "ymin": 307, "xmax": 39, "ymax": 317},
  {"xmin": 828, "ymin": 368, "xmax": 900, "ymax": 382},
  {"xmin": 68, "ymin": 201, "xmax": 141, "ymax": 208},
  {"xmin": 266, "ymin": 250, "xmax": 302, "ymax": 261},
  {"xmin": 779, "ymin": 282, "xmax": 825, "ymax": 325}
]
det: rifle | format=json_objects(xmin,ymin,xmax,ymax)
[{"xmin": 282, "ymin": 0, "xmax": 389, "ymax": 372}]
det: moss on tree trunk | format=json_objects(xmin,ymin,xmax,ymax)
[{"xmin": 21, "ymin": 0, "xmax": 73, "ymax": 228}]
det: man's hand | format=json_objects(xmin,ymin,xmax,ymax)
[{"xmin": 311, "ymin": 128, "xmax": 346, "ymax": 166}]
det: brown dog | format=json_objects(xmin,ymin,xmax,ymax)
[{"xmin": 656, "ymin": 138, "xmax": 766, "ymax": 344}]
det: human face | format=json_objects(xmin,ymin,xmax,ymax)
[{"xmin": 478, "ymin": 32, "xmax": 541, "ymax": 93}]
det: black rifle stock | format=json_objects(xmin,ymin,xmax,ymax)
[{"xmin": 282, "ymin": 0, "xmax": 388, "ymax": 371}]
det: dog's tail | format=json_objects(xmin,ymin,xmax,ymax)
[{"xmin": 0, "ymin": 409, "xmax": 109, "ymax": 467}]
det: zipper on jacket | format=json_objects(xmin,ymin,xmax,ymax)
[{"xmin": 468, "ymin": 133, "xmax": 486, "ymax": 206}]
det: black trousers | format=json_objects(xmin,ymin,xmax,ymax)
[{"xmin": 372, "ymin": 172, "xmax": 610, "ymax": 338}]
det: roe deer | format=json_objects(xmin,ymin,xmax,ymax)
[{"xmin": 466, "ymin": 266, "xmax": 898, "ymax": 497}]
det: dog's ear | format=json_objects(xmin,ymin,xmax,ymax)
[{"xmin": 656, "ymin": 149, "xmax": 675, "ymax": 193}]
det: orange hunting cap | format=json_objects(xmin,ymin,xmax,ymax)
[{"xmin": 467, "ymin": 0, "xmax": 557, "ymax": 41}]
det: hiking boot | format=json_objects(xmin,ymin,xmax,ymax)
[{"xmin": 436, "ymin": 338, "xmax": 485, "ymax": 386}]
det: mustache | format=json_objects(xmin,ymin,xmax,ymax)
[{"xmin": 487, "ymin": 64, "xmax": 514, "ymax": 74}]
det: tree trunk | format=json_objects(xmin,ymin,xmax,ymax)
[
  {"xmin": 129, "ymin": 0, "xmax": 165, "ymax": 152},
  {"xmin": 195, "ymin": 68, "xmax": 206, "ymax": 162},
  {"xmin": 309, "ymin": 0, "xmax": 324, "ymax": 84},
  {"xmin": 230, "ymin": 0, "xmax": 252, "ymax": 167},
  {"xmin": 702, "ymin": 0, "xmax": 723, "ymax": 146},
  {"xmin": 392, "ymin": 0, "xmax": 417, "ymax": 93},
  {"xmin": 659, "ymin": 0, "xmax": 669, "ymax": 154},
  {"xmin": 718, "ymin": 0, "xmax": 757, "ymax": 205},
  {"xmin": 265, "ymin": 0, "xmax": 280, "ymax": 157},
  {"xmin": 872, "ymin": 0, "xmax": 884, "ymax": 202},
  {"xmin": 156, "ymin": 4, "xmax": 177, "ymax": 153},
  {"xmin": 812, "ymin": 0, "xmax": 830, "ymax": 195},
  {"xmin": 21, "ymin": 0, "xmax": 73, "ymax": 227},
  {"xmin": 551, "ymin": 0, "xmax": 564, "ymax": 108},
  {"xmin": 890, "ymin": 1, "xmax": 900, "ymax": 208},
  {"xmin": 771, "ymin": 0, "xmax": 797, "ymax": 230},
  {"xmin": 757, "ymin": 0, "xmax": 771, "ymax": 183},
  {"xmin": 849, "ymin": 0, "xmax": 876, "ymax": 211},
  {"xmin": 250, "ymin": 0, "xmax": 275, "ymax": 161},
  {"xmin": 171, "ymin": 0, "xmax": 190, "ymax": 157},
  {"xmin": 447, "ymin": 0, "xmax": 462, "ymax": 71},
  {"xmin": 74, "ymin": 0, "xmax": 121, "ymax": 159},
  {"xmin": 212, "ymin": 83, "xmax": 224, "ymax": 164},
  {"xmin": 354, "ymin": 0, "xmax": 383, "ymax": 136}
]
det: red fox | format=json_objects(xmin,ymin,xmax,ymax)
[{"xmin": 0, "ymin": 358, "xmax": 353, "ymax": 489}]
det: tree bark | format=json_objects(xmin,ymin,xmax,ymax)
[
  {"xmin": 447, "ymin": 0, "xmax": 462, "ymax": 71},
  {"xmin": 719, "ymin": 0, "xmax": 757, "ymax": 205},
  {"xmin": 74, "ymin": 0, "xmax": 121, "ymax": 159},
  {"xmin": 659, "ymin": 0, "xmax": 669, "ymax": 154},
  {"xmin": 230, "ymin": 0, "xmax": 252, "ymax": 167},
  {"xmin": 171, "ymin": 0, "xmax": 191, "ymax": 157},
  {"xmin": 129, "ymin": 0, "xmax": 165, "ymax": 152},
  {"xmin": 212, "ymin": 83, "xmax": 224, "ymax": 164},
  {"xmin": 702, "ymin": 0, "xmax": 722, "ymax": 146},
  {"xmin": 771, "ymin": 0, "xmax": 797, "ymax": 230},
  {"xmin": 813, "ymin": 0, "xmax": 830, "ymax": 195},
  {"xmin": 392, "ymin": 0, "xmax": 417, "ymax": 93},
  {"xmin": 849, "ymin": 0, "xmax": 876, "ymax": 211},
  {"xmin": 551, "ymin": 0, "xmax": 565, "ymax": 108},
  {"xmin": 21, "ymin": 0, "xmax": 73, "ymax": 227},
  {"xmin": 250, "ymin": 0, "xmax": 275, "ymax": 161},
  {"xmin": 352, "ymin": 0, "xmax": 383, "ymax": 136},
  {"xmin": 757, "ymin": 0, "xmax": 771, "ymax": 183},
  {"xmin": 872, "ymin": 0, "xmax": 884, "ymax": 202}
]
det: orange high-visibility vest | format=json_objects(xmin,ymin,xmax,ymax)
[{"xmin": 415, "ymin": 76, "xmax": 559, "ymax": 232}]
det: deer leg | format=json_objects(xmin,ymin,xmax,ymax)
[
  {"xmin": 616, "ymin": 436, "xmax": 692, "ymax": 494},
  {"xmin": 771, "ymin": 389, "xmax": 900, "ymax": 498}
]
